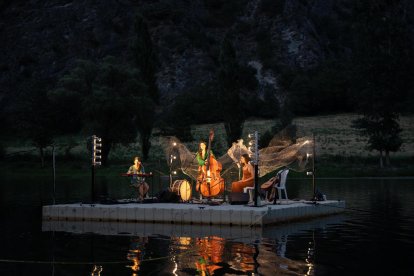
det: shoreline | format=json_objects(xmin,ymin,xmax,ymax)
[{"xmin": 1, "ymin": 158, "xmax": 413, "ymax": 178}]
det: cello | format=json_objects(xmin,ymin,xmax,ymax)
[{"xmin": 196, "ymin": 129, "xmax": 225, "ymax": 198}]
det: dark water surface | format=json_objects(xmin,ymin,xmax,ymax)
[{"xmin": 1, "ymin": 175, "xmax": 413, "ymax": 275}]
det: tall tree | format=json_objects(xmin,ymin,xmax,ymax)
[
  {"xmin": 130, "ymin": 14, "xmax": 159, "ymax": 159},
  {"xmin": 131, "ymin": 14, "xmax": 159, "ymax": 103},
  {"xmin": 350, "ymin": 0, "xmax": 413, "ymax": 166},
  {"xmin": 17, "ymin": 78, "xmax": 55, "ymax": 167},
  {"xmin": 218, "ymin": 36, "xmax": 255, "ymax": 146}
]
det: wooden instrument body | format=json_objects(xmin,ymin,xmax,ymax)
[{"xmin": 196, "ymin": 130, "xmax": 225, "ymax": 198}]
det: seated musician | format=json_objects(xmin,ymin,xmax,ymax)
[
  {"xmin": 127, "ymin": 156, "xmax": 149, "ymax": 201},
  {"xmin": 231, "ymin": 154, "xmax": 254, "ymax": 193}
]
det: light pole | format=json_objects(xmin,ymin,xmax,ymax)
[
  {"xmin": 306, "ymin": 134, "xmax": 316, "ymax": 201},
  {"xmin": 248, "ymin": 131, "xmax": 259, "ymax": 207},
  {"xmin": 312, "ymin": 133, "xmax": 316, "ymax": 200},
  {"xmin": 169, "ymin": 142, "xmax": 177, "ymax": 187}
]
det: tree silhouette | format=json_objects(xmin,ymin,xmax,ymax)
[
  {"xmin": 50, "ymin": 57, "xmax": 154, "ymax": 164},
  {"xmin": 217, "ymin": 36, "xmax": 257, "ymax": 146},
  {"xmin": 131, "ymin": 13, "xmax": 159, "ymax": 103},
  {"xmin": 18, "ymin": 78, "xmax": 55, "ymax": 167},
  {"xmin": 349, "ymin": 0, "xmax": 413, "ymax": 166}
]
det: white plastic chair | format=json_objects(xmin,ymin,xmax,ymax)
[
  {"xmin": 243, "ymin": 187, "xmax": 255, "ymax": 204},
  {"xmin": 276, "ymin": 169, "xmax": 289, "ymax": 201}
]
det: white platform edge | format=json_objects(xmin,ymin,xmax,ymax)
[{"xmin": 42, "ymin": 200, "xmax": 345, "ymax": 226}]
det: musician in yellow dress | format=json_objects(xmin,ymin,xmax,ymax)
[{"xmin": 127, "ymin": 156, "xmax": 149, "ymax": 201}]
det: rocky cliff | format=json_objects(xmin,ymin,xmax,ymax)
[{"xmin": 0, "ymin": 0, "xmax": 389, "ymax": 105}]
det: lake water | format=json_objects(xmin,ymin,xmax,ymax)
[{"xmin": 0, "ymin": 175, "xmax": 413, "ymax": 275}]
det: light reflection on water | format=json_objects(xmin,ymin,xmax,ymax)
[
  {"xmin": 41, "ymin": 215, "xmax": 342, "ymax": 275},
  {"xmin": 0, "ymin": 176, "xmax": 414, "ymax": 275}
]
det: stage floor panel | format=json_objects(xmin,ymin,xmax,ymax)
[{"xmin": 42, "ymin": 200, "xmax": 345, "ymax": 227}]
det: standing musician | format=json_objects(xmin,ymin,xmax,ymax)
[
  {"xmin": 196, "ymin": 141, "xmax": 214, "ymax": 173},
  {"xmin": 231, "ymin": 154, "xmax": 254, "ymax": 193},
  {"xmin": 127, "ymin": 156, "xmax": 149, "ymax": 201},
  {"xmin": 196, "ymin": 130, "xmax": 225, "ymax": 198},
  {"xmin": 196, "ymin": 141, "xmax": 212, "ymax": 189}
]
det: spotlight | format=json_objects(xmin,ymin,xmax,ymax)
[{"xmin": 92, "ymin": 135, "xmax": 102, "ymax": 166}]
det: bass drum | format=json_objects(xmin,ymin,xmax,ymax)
[{"xmin": 170, "ymin": 179, "xmax": 192, "ymax": 201}]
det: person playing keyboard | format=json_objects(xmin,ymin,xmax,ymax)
[{"xmin": 126, "ymin": 156, "xmax": 149, "ymax": 202}]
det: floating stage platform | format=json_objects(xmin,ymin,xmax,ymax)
[
  {"xmin": 42, "ymin": 213, "xmax": 346, "ymax": 242},
  {"xmin": 42, "ymin": 200, "xmax": 345, "ymax": 227}
]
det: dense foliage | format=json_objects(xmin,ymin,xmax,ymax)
[{"xmin": 50, "ymin": 57, "xmax": 153, "ymax": 165}]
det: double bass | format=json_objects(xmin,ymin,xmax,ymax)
[{"xmin": 196, "ymin": 130, "xmax": 225, "ymax": 198}]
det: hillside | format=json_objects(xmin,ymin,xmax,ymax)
[
  {"xmin": 0, "ymin": 0, "xmax": 385, "ymax": 104},
  {"xmin": 4, "ymin": 113, "xmax": 414, "ymax": 162}
]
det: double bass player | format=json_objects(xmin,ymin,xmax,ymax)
[{"xmin": 196, "ymin": 130, "xmax": 225, "ymax": 198}]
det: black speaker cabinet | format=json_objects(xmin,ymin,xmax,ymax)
[{"xmin": 230, "ymin": 192, "xmax": 249, "ymax": 205}]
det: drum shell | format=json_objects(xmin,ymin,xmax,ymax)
[{"xmin": 170, "ymin": 180, "xmax": 192, "ymax": 201}]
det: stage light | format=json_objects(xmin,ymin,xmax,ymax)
[
  {"xmin": 173, "ymin": 171, "xmax": 177, "ymax": 175},
  {"xmin": 173, "ymin": 142, "xmax": 177, "ymax": 146},
  {"xmin": 91, "ymin": 264, "xmax": 103, "ymax": 276},
  {"xmin": 92, "ymin": 135, "xmax": 102, "ymax": 167}
]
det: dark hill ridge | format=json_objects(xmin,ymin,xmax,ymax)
[{"xmin": 1, "ymin": 0, "xmax": 412, "ymax": 105}]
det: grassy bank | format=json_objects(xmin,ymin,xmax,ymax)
[
  {"xmin": 1, "ymin": 113, "xmax": 413, "ymax": 178},
  {"xmin": 1, "ymin": 156, "xmax": 413, "ymax": 178}
]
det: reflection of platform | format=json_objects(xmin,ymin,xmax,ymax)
[
  {"xmin": 42, "ymin": 220, "xmax": 262, "ymax": 241},
  {"xmin": 42, "ymin": 200, "xmax": 345, "ymax": 226},
  {"xmin": 42, "ymin": 213, "xmax": 345, "ymax": 241}
]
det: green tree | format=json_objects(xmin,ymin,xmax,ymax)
[
  {"xmin": 130, "ymin": 14, "xmax": 159, "ymax": 158},
  {"xmin": 131, "ymin": 13, "xmax": 159, "ymax": 103},
  {"xmin": 349, "ymin": 0, "xmax": 413, "ymax": 166},
  {"xmin": 17, "ymin": 79, "xmax": 55, "ymax": 167},
  {"xmin": 353, "ymin": 113, "xmax": 402, "ymax": 167},
  {"xmin": 217, "ymin": 36, "xmax": 257, "ymax": 146},
  {"xmin": 51, "ymin": 57, "xmax": 154, "ymax": 164}
]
